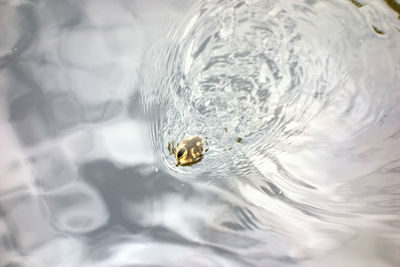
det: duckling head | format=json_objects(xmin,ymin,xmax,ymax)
[{"xmin": 175, "ymin": 136, "xmax": 203, "ymax": 166}]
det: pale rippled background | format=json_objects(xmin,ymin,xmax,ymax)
[{"xmin": 1, "ymin": 0, "xmax": 400, "ymax": 266}]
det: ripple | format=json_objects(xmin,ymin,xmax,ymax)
[
  {"xmin": 140, "ymin": 0, "xmax": 348, "ymax": 177},
  {"xmin": 44, "ymin": 181, "xmax": 109, "ymax": 234},
  {"xmin": 139, "ymin": 0, "xmax": 400, "ymax": 260}
]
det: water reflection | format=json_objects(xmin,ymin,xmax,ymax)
[{"xmin": 1, "ymin": 0, "xmax": 400, "ymax": 266}]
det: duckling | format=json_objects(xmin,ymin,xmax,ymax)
[{"xmin": 175, "ymin": 135, "xmax": 203, "ymax": 166}]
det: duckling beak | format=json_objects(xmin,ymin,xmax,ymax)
[{"xmin": 175, "ymin": 160, "xmax": 180, "ymax": 166}]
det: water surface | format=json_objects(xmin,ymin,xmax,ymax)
[{"xmin": 1, "ymin": 0, "xmax": 400, "ymax": 266}]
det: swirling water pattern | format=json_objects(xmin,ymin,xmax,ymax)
[
  {"xmin": 1, "ymin": 0, "xmax": 400, "ymax": 266},
  {"xmin": 141, "ymin": 0, "xmax": 400, "ymax": 263}
]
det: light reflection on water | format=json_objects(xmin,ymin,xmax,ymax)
[{"xmin": 1, "ymin": 0, "xmax": 400, "ymax": 266}]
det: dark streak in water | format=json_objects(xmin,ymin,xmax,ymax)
[
  {"xmin": 349, "ymin": 0, "xmax": 365, "ymax": 8},
  {"xmin": 193, "ymin": 36, "xmax": 212, "ymax": 59},
  {"xmin": 383, "ymin": 0, "xmax": 400, "ymax": 18},
  {"xmin": 372, "ymin": 25, "xmax": 385, "ymax": 35}
]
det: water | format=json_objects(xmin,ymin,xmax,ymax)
[{"xmin": 1, "ymin": 0, "xmax": 400, "ymax": 266}]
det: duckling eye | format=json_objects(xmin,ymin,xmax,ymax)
[{"xmin": 177, "ymin": 148, "xmax": 185, "ymax": 159}]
